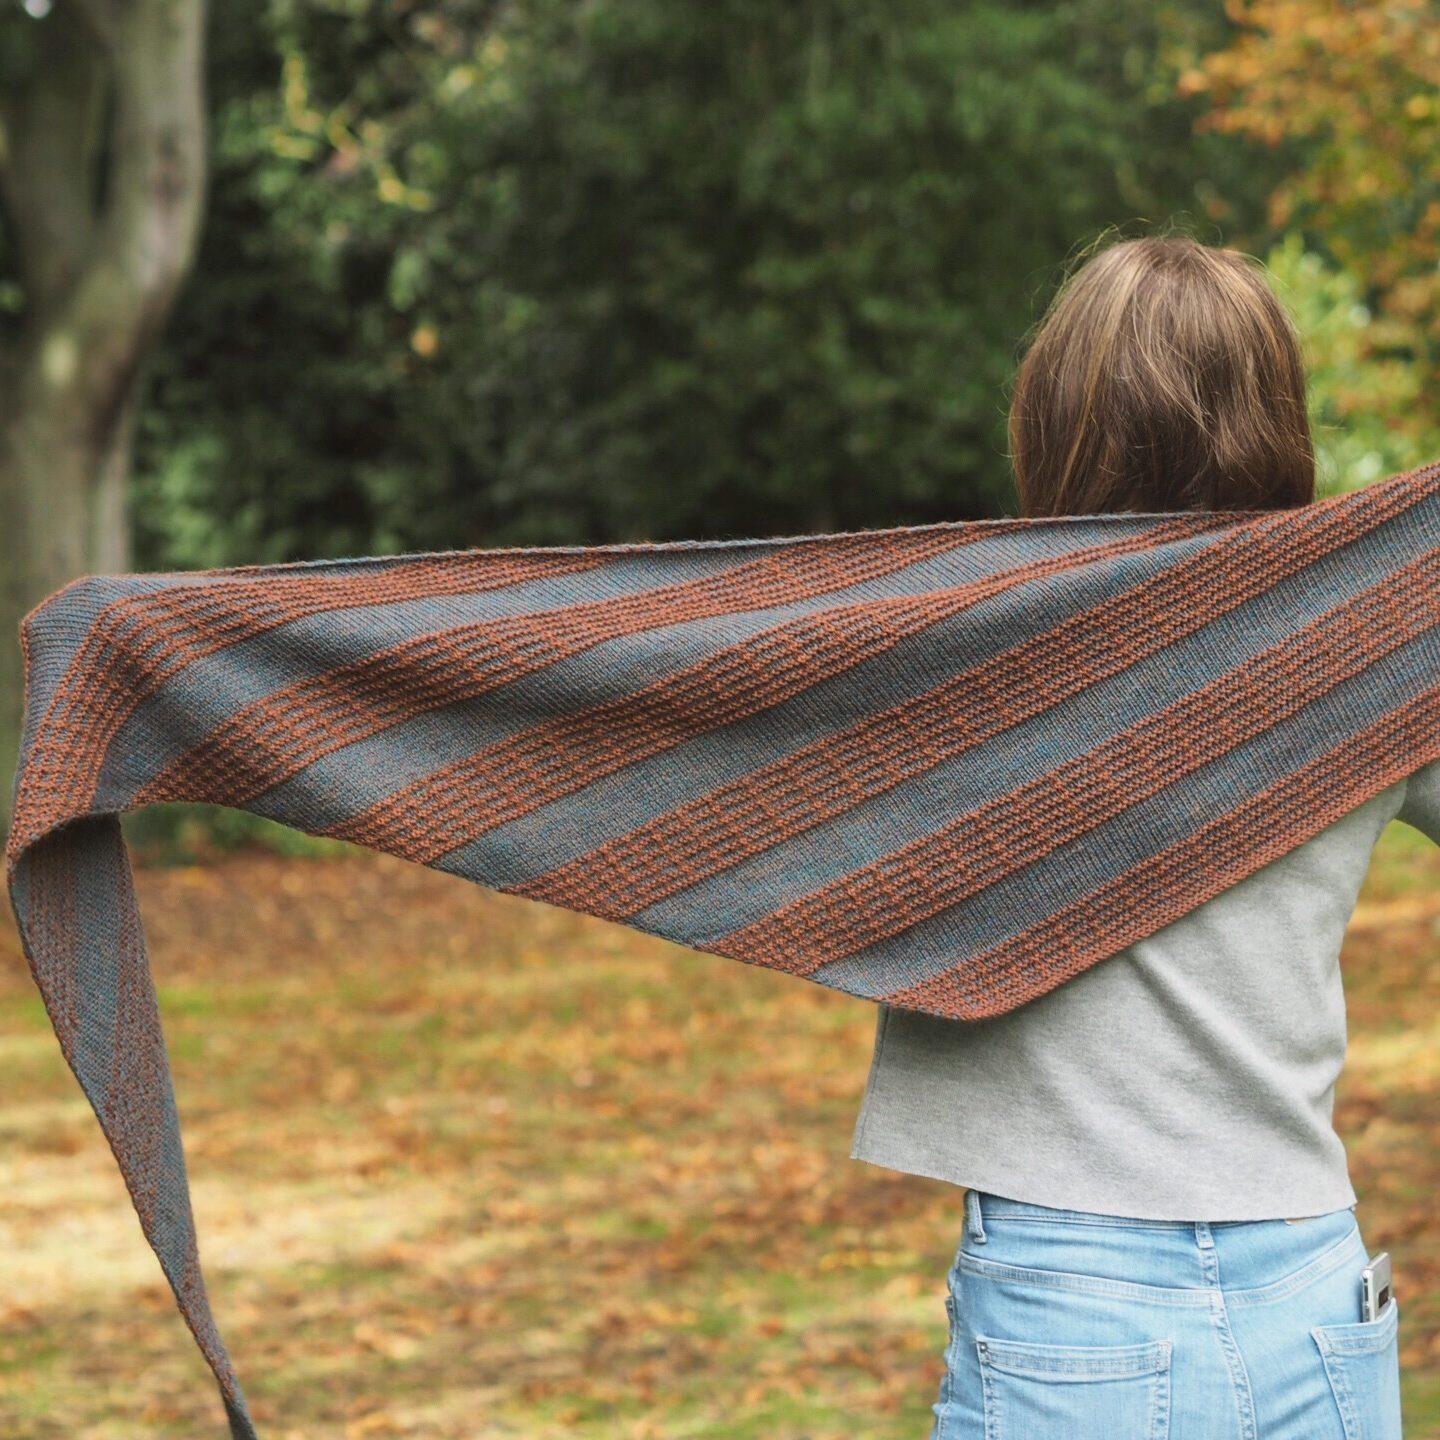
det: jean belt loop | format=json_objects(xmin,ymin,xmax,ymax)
[{"xmin": 966, "ymin": 1187, "xmax": 988, "ymax": 1244}]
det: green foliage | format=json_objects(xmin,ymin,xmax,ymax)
[
  {"xmin": 121, "ymin": 804, "xmax": 352, "ymax": 867},
  {"xmin": 133, "ymin": 0, "xmax": 1276, "ymax": 565},
  {"xmin": 1265, "ymin": 235, "xmax": 1440, "ymax": 497}
]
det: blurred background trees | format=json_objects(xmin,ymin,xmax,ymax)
[
  {"xmin": 3, "ymin": 0, "xmax": 1439, "ymax": 824},
  {"xmin": 0, "ymin": 0, "xmax": 206, "ymax": 826},
  {"xmin": 1185, "ymin": 0, "xmax": 1440, "ymax": 491},
  {"xmin": 129, "ymin": 0, "xmax": 1283, "ymax": 570}
]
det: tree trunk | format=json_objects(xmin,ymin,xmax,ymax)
[
  {"xmin": 0, "ymin": 390, "xmax": 137, "ymax": 827},
  {"xmin": 0, "ymin": 0, "xmax": 205, "ymax": 833}
]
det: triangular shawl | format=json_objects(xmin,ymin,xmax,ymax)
[{"xmin": 9, "ymin": 459, "xmax": 1440, "ymax": 1434}]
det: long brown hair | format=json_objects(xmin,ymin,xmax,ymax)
[{"xmin": 1008, "ymin": 233, "xmax": 1315, "ymax": 518}]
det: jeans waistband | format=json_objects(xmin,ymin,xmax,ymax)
[
  {"xmin": 966, "ymin": 1188, "xmax": 1356, "ymax": 1231},
  {"xmin": 959, "ymin": 1188, "xmax": 1366, "ymax": 1303}
]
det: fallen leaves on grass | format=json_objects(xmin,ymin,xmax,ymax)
[{"xmin": 0, "ymin": 824, "xmax": 1437, "ymax": 1437}]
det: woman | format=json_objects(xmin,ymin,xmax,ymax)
[{"xmin": 850, "ymin": 234, "xmax": 1431, "ymax": 1439}]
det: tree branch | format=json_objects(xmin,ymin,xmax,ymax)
[
  {"xmin": 0, "ymin": 9, "xmax": 109, "ymax": 317},
  {"xmin": 47, "ymin": 0, "xmax": 208, "ymax": 435}
]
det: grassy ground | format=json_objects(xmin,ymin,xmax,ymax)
[{"xmin": 1, "ymin": 819, "xmax": 1438, "ymax": 1438}]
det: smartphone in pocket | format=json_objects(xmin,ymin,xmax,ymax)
[{"xmin": 1362, "ymin": 1252, "xmax": 1393, "ymax": 1322}]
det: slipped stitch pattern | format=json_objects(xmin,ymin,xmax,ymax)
[{"xmin": 8, "ymin": 460, "xmax": 1440, "ymax": 1436}]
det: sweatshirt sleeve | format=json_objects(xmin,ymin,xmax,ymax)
[{"xmin": 1395, "ymin": 756, "xmax": 1440, "ymax": 845}]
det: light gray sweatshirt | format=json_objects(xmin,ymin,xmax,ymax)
[{"xmin": 849, "ymin": 757, "xmax": 1440, "ymax": 1221}]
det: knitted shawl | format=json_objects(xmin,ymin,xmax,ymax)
[{"xmin": 9, "ymin": 459, "xmax": 1440, "ymax": 1435}]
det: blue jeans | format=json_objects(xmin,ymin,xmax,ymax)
[{"xmin": 932, "ymin": 1188, "xmax": 1403, "ymax": 1440}]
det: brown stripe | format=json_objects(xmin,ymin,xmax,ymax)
[
  {"xmin": 328, "ymin": 521, "xmax": 1209, "ymax": 860},
  {"xmin": 520, "ymin": 469, "xmax": 1429, "ymax": 923},
  {"xmin": 712, "ymin": 546, "xmax": 1440, "ymax": 975},
  {"xmin": 882, "ymin": 678, "xmax": 1440, "ymax": 1020},
  {"xmin": 134, "ymin": 527, "xmax": 1002, "ymax": 811},
  {"xmin": 8, "ymin": 550, "xmax": 612, "ymax": 857}
]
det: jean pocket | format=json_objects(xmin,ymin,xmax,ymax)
[
  {"xmin": 976, "ymin": 1334, "xmax": 1172, "ymax": 1440},
  {"xmin": 1311, "ymin": 1297, "xmax": 1403, "ymax": 1440}
]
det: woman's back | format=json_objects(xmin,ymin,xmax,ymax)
[
  {"xmin": 851, "ymin": 757, "xmax": 1440, "ymax": 1220},
  {"xmin": 881, "ymin": 230, "xmax": 1418, "ymax": 1438}
]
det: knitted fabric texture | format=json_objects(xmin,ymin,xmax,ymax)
[{"xmin": 9, "ymin": 460, "xmax": 1440, "ymax": 1435}]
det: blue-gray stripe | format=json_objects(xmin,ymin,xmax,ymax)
[{"xmin": 625, "ymin": 499, "xmax": 1438, "ymax": 945}]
